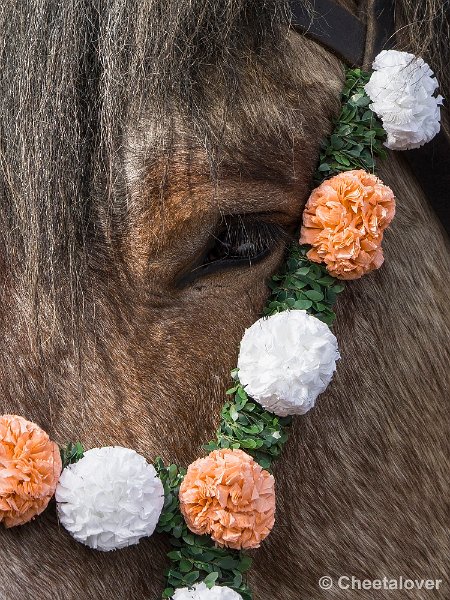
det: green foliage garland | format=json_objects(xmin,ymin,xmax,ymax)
[
  {"xmin": 155, "ymin": 67, "xmax": 382, "ymax": 600},
  {"xmin": 265, "ymin": 244, "xmax": 345, "ymax": 326},
  {"xmin": 60, "ymin": 442, "xmax": 84, "ymax": 469},
  {"xmin": 205, "ymin": 373, "xmax": 291, "ymax": 472},
  {"xmin": 314, "ymin": 68, "xmax": 386, "ymax": 184},
  {"xmin": 157, "ymin": 242, "xmax": 345, "ymax": 598}
]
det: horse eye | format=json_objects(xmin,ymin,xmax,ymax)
[
  {"xmin": 204, "ymin": 217, "xmax": 284, "ymax": 264},
  {"xmin": 178, "ymin": 216, "xmax": 287, "ymax": 285}
]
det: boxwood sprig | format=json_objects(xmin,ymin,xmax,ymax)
[
  {"xmin": 314, "ymin": 68, "xmax": 386, "ymax": 184},
  {"xmin": 205, "ymin": 374, "xmax": 291, "ymax": 472},
  {"xmin": 264, "ymin": 244, "xmax": 345, "ymax": 326},
  {"xmin": 60, "ymin": 442, "xmax": 84, "ymax": 468},
  {"xmin": 155, "ymin": 459, "xmax": 187, "ymax": 539}
]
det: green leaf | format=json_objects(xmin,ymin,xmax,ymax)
[
  {"xmin": 229, "ymin": 406, "xmax": 239, "ymax": 422},
  {"xmin": 183, "ymin": 571, "xmax": 200, "ymax": 585},
  {"xmin": 167, "ymin": 551, "xmax": 183, "ymax": 561},
  {"xmin": 335, "ymin": 153, "xmax": 351, "ymax": 166},
  {"xmin": 168, "ymin": 464, "xmax": 178, "ymax": 479},
  {"xmin": 179, "ymin": 559, "xmax": 193, "ymax": 573},
  {"xmin": 215, "ymin": 557, "xmax": 239, "ymax": 570},
  {"xmin": 204, "ymin": 572, "xmax": 219, "ymax": 588},
  {"xmin": 238, "ymin": 555, "xmax": 253, "ymax": 572},
  {"xmin": 337, "ymin": 123, "xmax": 352, "ymax": 136},
  {"xmin": 304, "ymin": 289, "xmax": 324, "ymax": 302},
  {"xmin": 330, "ymin": 134, "xmax": 344, "ymax": 149},
  {"xmin": 60, "ymin": 442, "xmax": 84, "ymax": 468},
  {"xmin": 317, "ymin": 276, "xmax": 335, "ymax": 286},
  {"xmin": 240, "ymin": 438, "xmax": 257, "ymax": 449},
  {"xmin": 293, "ymin": 299, "xmax": 313, "ymax": 310}
]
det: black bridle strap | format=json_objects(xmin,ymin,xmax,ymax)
[
  {"xmin": 290, "ymin": 0, "xmax": 366, "ymax": 66},
  {"xmin": 372, "ymin": 0, "xmax": 396, "ymax": 56}
]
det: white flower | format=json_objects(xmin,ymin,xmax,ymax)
[
  {"xmin": 55, "ymin": 446, "xmax": 164, "ymax": 551},
  {"xmin": 237, "ymin": 310, "xmax": 339, "ymax": 416},
  {"xmin": 172, "ymin": 583, "xmax": 243, "ymax": 600},
  {"xmin": 364, "ymin": 49, "xmax": 443, "ymax": 150}
]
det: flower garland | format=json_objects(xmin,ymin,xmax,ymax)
[{"xmin": 0, "ymin": 51, "xmax": 443, "ymax": 600}]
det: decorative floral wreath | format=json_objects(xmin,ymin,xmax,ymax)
[{"xmin": 0, "ymin": 51, "xmax": 443, "ymax": 600}]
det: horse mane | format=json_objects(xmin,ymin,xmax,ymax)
[{"xmin": 396, "ymin": 0, "xmax": 450, "ymax": 96}]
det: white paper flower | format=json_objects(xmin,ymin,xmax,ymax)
[
  {"xmin": 237, "ymin": 310, "xmax": 339, "ymax": 416},
  {"xmin": 172, "ymin": 582, "xmax": 243, "ymax": 600},
  {"xmin": 364, "ymin": 49, "xmax": 443, "ymax": 150},
  {"xmin": 55, "ymin": 446, "xmax": 164, "ymax": 551}
]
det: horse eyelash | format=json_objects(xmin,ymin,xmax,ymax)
[{"xmin": 176, "ymin": 216, "xmax": 290, "ymax": 287}]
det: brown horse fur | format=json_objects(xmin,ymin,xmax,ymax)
[{"xmin": 0, "ymin": 1, "xmax": 449, "ymax": 598}]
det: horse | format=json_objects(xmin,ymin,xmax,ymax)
[{"xmin": 0, "ymin": 1, "xmax": 448, "ymax": 598}]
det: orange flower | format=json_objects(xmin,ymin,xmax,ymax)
[
  {"xmin": 0, "ymin": 415, "xmax": 62, "ymax": 527},
  {"xmin": 179, "ymin": 448, "xmax": 275, "ymax": 550},
  {"xmin": 299, "ymin": 170, "xmax": 395, "ymax": 279}
]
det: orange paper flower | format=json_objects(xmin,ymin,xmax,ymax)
[
  {"xmin": 0, "ymin": 414, "xmax": 62, "ymax": 527},
  {"xmin": 300, "ymin": 170, "xmax": 395, "ymax": 279},
  {"xmin": 179, "ymin": 448, "xmax": 275, "ymax": 550}
]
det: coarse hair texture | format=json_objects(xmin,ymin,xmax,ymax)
[
  {"xmin": 395, "ymin": 0, "xmax": 450, "ymax": 95},
  {"xmin": 0, "ymin": 0, "xmax": 291, "ymax": 302}
]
